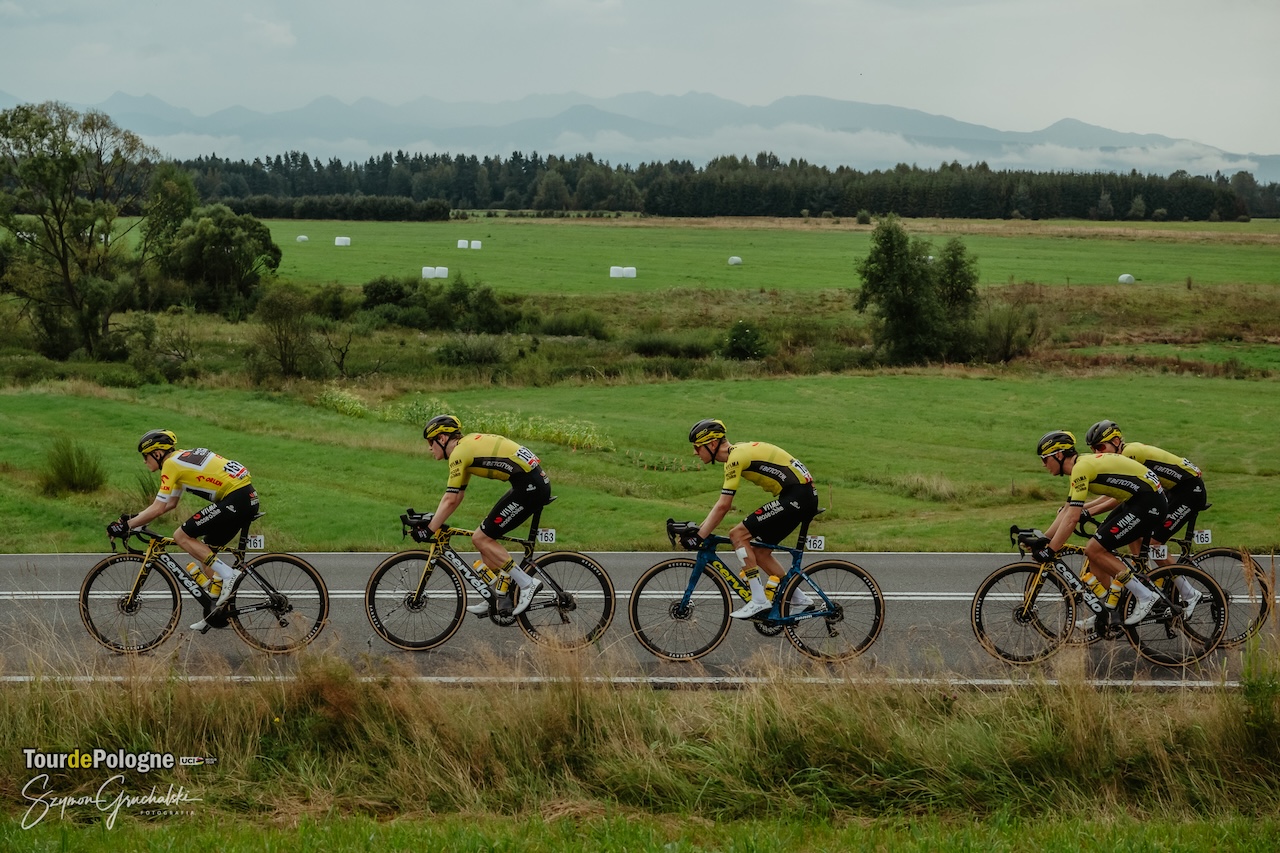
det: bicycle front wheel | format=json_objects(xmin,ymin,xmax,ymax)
[
  {"xmin": 518, "ymin": 551, "xmax": 616, "ymax": 649},
  {"xmin": 364, "ymin": 551, "xmax": 465, "ymax": 651},
  {"xmin": 1123, "ymin": 564, "xmax": 1227, "ymax": 668},
  {"xmin": 628, "ymin": 559, "xmax": 732, "ymax": 662},
  {"xmin": 971, "ymin": 562, "xmax": 1073, "ymax": 664},
  {"xmin": 79, "ymin": 555, "xmax": 181, "ymax": 654},
  {"xmin": 781, "ymin": 560, "xmax": 884, "ymax": 661},
  {"xmin": 230, "ymin": 554, "xmax": 329, "ymax": 653},
  {"xmin": 1192, "ymin": 547, "xmax": 1272, "ymax": 647}
]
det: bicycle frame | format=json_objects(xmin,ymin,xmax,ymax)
[
  {"xmin": 400, "ymin": 503, "xmax": 567, "ymax": 613},
  {"xmin": 116, "ymin": 522, "xmax": 281, "ymax": 620},
  {"xmin": 676, "ymin": 519, "xmax": 837, "ymax": 626}
]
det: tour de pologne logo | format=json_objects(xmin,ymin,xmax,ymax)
[{"xmin": 19, "ymin": 747, "xmax": 216, "ymax": 829}]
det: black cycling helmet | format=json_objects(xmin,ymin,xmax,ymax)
[
  {"xmin": 138, "ymin": 429, "xmax": 177, "ymax": 455},
  {"xmin": 1085, "ymin": 419, "xmax": 1122, "ymax": 449},
  {"xmin": 689, "ymin": 418, "xmax": 727, "ymax": 447},
  {"xmin": 1036, "ymin": 430, "xmax": 1077, "ymax": 458},
  {"xmin": 423, "ymin": 414, "xmax": 462, "ymax": 441}
]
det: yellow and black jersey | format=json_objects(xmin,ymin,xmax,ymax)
[
  {"xmin": 157, "ymin": 448, "xmax": 252, "ymax": 503},
  {"xmin": 445, "ymin": 433, "xmax": 542, "ymax": 493},
  {"xmin": 721, "ymin": 442, "xmax": 814, "ymax": 497},
  {"xmin": 1122, "ymin": 442, "xmax": 1202, "ymax": 489},
  {"xmin": 1068, "ymin": 452, "xmax": 1162, "ymax": 506}
]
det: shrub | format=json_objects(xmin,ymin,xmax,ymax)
[
  {"xmin": 977, "ymin": 298, "xmax": 1041, "ymax": 363},
  {"xmin": 436, "ymin": 335, "xmax": 507, "ymax": 366},
  {"xmin": 38, "ymin": 436, "xmax": 107, "ymax": 496},
  {"xmin": 722, "ymin": 320, "xmax": 770, "ymax": 360},
  {"xmin": 629, "ymin": 332, "xmax": 715, "ymax": 359},
  {"xmin": 539, "ymin": 310, "xmax": 610, "ymax": 340},
  {"xmin": 856, "ymin": 209, "xmax": 872, "ymax": 225}
]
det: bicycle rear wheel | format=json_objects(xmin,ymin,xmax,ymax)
[
  {"xmin": 518, "ymin": 551, "xmax": 616, "ymax": 649},
  {"xmin": 1192, "ymin": 547, "xmax": 1271, "ymax": 647},
  {"xmin": 971, "ymin": 562, "xmax": 1073, "ymax": 664},
  {"xmin": 79, "ymin": 555, "xmax": 181, "ymax": 654},
  {"xmin": 230, "ymin": 554, "xmax": 329, "ymax": 653},
  {"xmin": 628, "ymin": 559, "xmax": 732, "ymax": 662},
  {"xmin": 780, "ymin": 560, "xmax": 884, "ymax": 661},
  {"xmin": 1123, "ymin": 564, "xmax": 1227, "ymax": 668},
  {"xmin": 365, "ymin": 551, "xmax": 465, "ymax": 651}
]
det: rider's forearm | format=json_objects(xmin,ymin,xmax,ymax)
[
  {"xmin": 698, "ymin": 494, "xmax": 733, "ymax": 539},
  {"xmin": 130, "ymin": 498, "xmax": 173, "ymax": 528},
  {"xmin": 430, "ymin": 491, "xmax": 464, "ymax": 531}
]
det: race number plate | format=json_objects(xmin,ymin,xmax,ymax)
[
  {"xmin": 805, "ymin": 535, "xmax": 825, "ymax": 552},
  {"xmin": 537, "ymin": 528, "xmax": 556, "ymax": 544},
  {"xmin": 1193, "ymin": 529, "xmax": 1212, "ymax": 545},
  {"xmin": 245, "ymin": 535, "xmax": 265, "ymax": 550}
]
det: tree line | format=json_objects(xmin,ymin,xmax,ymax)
[{"xmin": 183, "ymin": 149, "xmax": 1277, "ymax": 221}]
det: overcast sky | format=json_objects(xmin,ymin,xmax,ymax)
[{"xmin": 2, "ymin": 0, "xmax": 1277, "ymax": 155}]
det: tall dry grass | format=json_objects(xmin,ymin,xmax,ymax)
[{"xmin": 3, "ymin": 639, "xmax": 1280, "ymax": 822}]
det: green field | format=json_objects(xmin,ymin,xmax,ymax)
[
  {"xmin": 270, "ymin": 216, "xmax": 1280, "ymax": 294},
  {"xmin": 3, "ymin": 372, "xmax": 1277, "ymax": 554}
]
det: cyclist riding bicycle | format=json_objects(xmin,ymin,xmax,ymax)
[
  {"xmin": 419, "ymin": 414, "xmax": 550, "ymax": 618},
  {"xmin": 1032, "ymin": 429, "xmax": 1167, "ymax": 628},
  {"xmin": 107, "ymin": 430, "xmax": 257, "ymax": 631},
  {"xmin": 1083, "ymin": 419, "xmax": 1208, "ymax": 563},
  {"xmin": 685, "ymin": 418, "xmax": 819, "ymax": 620},
  {"xmin": 1083, "ymin": 419, "xmax": 1207, "ymax": 614}
]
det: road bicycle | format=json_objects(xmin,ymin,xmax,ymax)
[
  {"xmin": 81, "ymin": 516, "xmax": 329, "ymax": 654},
  {"xmin": 364, "ymin": 502, "xmax": 615, "ymax": 651},
  {"xmin": 1063, "ymin": 510, "xmax": 1271, "ymax": 649},
  {"xmin": 627, "ymin": 517, "xmax": 885, "ymax": 662},
  {"xmin": 970, "ymin": 524, "xmax": 1227, "ymax": 668}
]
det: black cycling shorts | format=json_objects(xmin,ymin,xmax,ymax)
[
  {"xmin": 477, "ymin": 467, "xmax": 552, "ymax": 539},
  {"xmin": 741, "ymin": 484, "xmax": 820, "ymax": 547},
  {"xmin": 1153, "ymin": 479, "xmax": 1208, "ymax": 543},
  {"xmin": 1093, "ymin": 489, "xmax": 1167, "ymax": 552},
  {"xmin": 181, "ymin": 485, "xmax": 259, "ymax": 549}
]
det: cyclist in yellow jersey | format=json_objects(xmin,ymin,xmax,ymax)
[
  {"xmin": 1083, "ymin": 419, "xmax": 1207, "ymax": 556},
  {"xmin": 419, "ymin": 414, "xmax": 551, "ymax": 617},
  {"xmin": 686, "ymin": 419, "xmax": 819, "ymax": 620},
  {"xmin": 106, "ymin": 430, "xmax": 257, "ymax": 629},
  {"xmin": 1032, "ymin": 430, "xmax": 1167, "ymax": 626}
]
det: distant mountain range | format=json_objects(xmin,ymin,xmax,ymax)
[{"xmin": 3, "ymin": 90, "xmax": 1277, "ymax": 183}]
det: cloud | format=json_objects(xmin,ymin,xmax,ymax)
[{"xmin": 244, "ymin": 14, "xmax": 296, "ymax": 49}]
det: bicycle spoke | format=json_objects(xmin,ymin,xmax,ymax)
[
  {"xmin": 782, "ymin": 560, "xmax": 884, "ymax": 661},
  {"xmin": 971, "ymin": 562, "xmax": 1072, "ymax": 664},
  {"xmin": 628, "ymin": 559, "xmax": 731, "ymax": 661},
  {"xmin": 518, "ymin": 552, "xmax": 615, "ymax": 649},
  {"xmin": 79, "ymin": 555, "xmax": 180, "ymax": 654},
  {"xmin": 230, "ymin": 554, "xmax": 329, "ymax": 653},
  {"xmin": 365, "ymin": 552, "xmax": 464, "ymax": 651}
]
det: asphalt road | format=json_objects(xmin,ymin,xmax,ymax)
[{"xmin": 0, "ymin": 550, "xmax": 1249, "ymax": 684}]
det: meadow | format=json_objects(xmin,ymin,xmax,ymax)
[
  {"xmin": 271, "ymin": 215, "xmax": 1280, "ymax": 294},
  {"xmin": 2, "ymin": 371, "xmax": 1278, "ymax": 554}
]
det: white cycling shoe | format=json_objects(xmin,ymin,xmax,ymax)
[
  {"xmin": 729, "ymin": 598, "xmax": 771, "ymax": 620},
  {"xmin": 1123, "ymin": 594, "xmax": 1157, "ymax": 626},
  {"xmin": 512, "ymin": 580, "xmax": 543, "ymax": 617},
  {"xmin": 1180, "ymin": 588, "xmax": 1203, "ymax": 621}
]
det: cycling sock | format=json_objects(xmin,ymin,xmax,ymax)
[
  {"xmin": 1174, "ymin": 575, "xmax": 1196, "ymax": 599},
  {"xmin": 510, "ymin": 564, "xmax": 534, "ymax": 589},
  {"xmin": 209, "ymin": 559, "xmax": 237, "ymax": 582},
  {"xmin": 748, "ymin": 575, "xmax": 766, "ymax": 600},
  {"xmin": 790, "ymin": 586, "xmax": 813, "ymax": 607},
  {"xmin": 1117, "ymin": 568, "xmax": 1155, "ymax": 601}
]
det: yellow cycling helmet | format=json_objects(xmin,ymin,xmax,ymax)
[
  {"xmin": 423, "ymin": 414, "xmax": 462, "ymax": 441},
  {"xmin": 138, "ymin": 429, "xmax": 177, "ymax": 455},
  {"xmin": 1085, "ymin": 419, "xmax": 1122, "ymax": 449},
  {"xmin": 689, "ymin": 418, "xmax": 727, "ymax": 447},
  {"xmin": 1036, "ymin": 430, "xmax": 1077, "ymax": 458}
]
